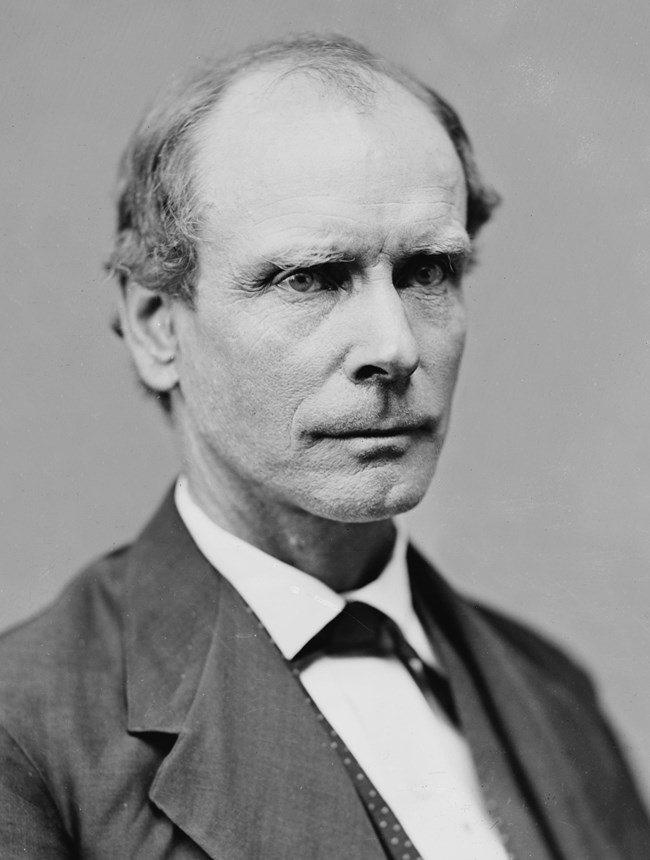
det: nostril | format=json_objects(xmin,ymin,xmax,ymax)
[{"xmin": 356, "ymin": 364, "xmax": 389, "ymax": 381}]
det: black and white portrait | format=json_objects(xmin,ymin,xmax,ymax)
[{"xmin": 1, "ymin": 2, "xmax": 649, "ymax": 858}]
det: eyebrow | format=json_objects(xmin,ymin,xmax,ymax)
[
  {"xmin": 261, "ymin": 245, "xmax": 355, "ymax": 270},
  {"xmin": 406, "ymin": 235, "xmax": 473, "ymax": 260},
  {"xmin": 257, "ymin": 233, "xmax": 473, "ymax": 271}
]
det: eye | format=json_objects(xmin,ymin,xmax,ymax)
[
  {"xmin": 399, "ymin": 256, "xmax": 449, "ymax": 290},
  {"xmin": 273, "ymin": 264, "xmax": 346, "ymax": 294},
  {"xmin": 280, "ymin": 270, "xmax": 322, "ymax": 292},
  {"xmin": 412, "ymin": 261, "xmax": 445, "ymax": 287}
]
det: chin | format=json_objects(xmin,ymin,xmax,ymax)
[{"xmin": 299, "ymin": 459, "xmax": 438, "ymax": 524}]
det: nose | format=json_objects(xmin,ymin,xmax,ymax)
[{"xmin": 343, "ymin": 279, "xmax": 420, "ymax": 385}]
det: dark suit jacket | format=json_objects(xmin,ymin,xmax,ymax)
[{"xmin": 1, "ymin": 491, "xmax": 648, "ymax": 859}]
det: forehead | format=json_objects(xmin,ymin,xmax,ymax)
[{"xmin": 191, "ymin": 66, "xmax": 468, "ymax": 263}]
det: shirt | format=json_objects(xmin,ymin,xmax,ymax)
[{"xmin": 175, "ymin": 476, "xmax": 508, "ymax": 860}]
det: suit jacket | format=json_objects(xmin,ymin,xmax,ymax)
[{"xmin": 0, "ymin": 490, "xmax": 648, "ymax": 859}]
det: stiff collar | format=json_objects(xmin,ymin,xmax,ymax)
[{"xmin": 175, "ymin": 475, "xmax": 437, "ymax": 666}]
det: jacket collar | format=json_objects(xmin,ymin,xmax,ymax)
[
  {"xmin": 122, "ymin": 490, "xmax": 384, "ymax": 860},
  {"xmin": 124, "ymin": 488, "xmax": 220, "ymax": 733}
]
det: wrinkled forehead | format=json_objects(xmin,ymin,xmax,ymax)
[{"xmin": 190, "ymin": 65, "xmax": 467, "ymax": 255}]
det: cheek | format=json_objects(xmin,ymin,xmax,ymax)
[
  {"xmin": 179, "ymin": 307, "xmax": 328, "ymax": 446},
  {"xmin": 415, "ymin": 299, "xmax": 467, "ymax": 384},
  {"xmin": 446, "ymin": 317, "xmax": 467, "ymax": 374}
]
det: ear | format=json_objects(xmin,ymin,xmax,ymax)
[{"xmin": 116, "ymin": 282, "xmax": 180, "ymax": 395}]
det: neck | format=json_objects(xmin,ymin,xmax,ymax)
[{"xmin": 183, "ymin": 469, "xmax": 397, "ymax": 593}]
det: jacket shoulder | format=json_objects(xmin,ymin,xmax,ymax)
[
  {"xmin": 0, "ymin": 545, "xmax": 131, "ymax": 727},
  {"xmin": 472, "ymin": 600, "xmax": 597, "ymax": 699}
]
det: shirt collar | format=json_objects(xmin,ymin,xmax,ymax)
[{"xmin": 174, "ymin": 475, "xmax": 437, "ymax": 665}]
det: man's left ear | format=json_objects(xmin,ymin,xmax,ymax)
[{"xmin": 116, "ymin": 281, "xmax": 180, "ymax": 395}]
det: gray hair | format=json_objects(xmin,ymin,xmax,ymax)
[{"xmin": 106, "ymin": 33, "xmax": 500, "ymax": 309}]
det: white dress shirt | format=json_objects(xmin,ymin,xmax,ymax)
[{"xmin": 175, "ymin": 476, "xmax": 508, "ymax": 860}]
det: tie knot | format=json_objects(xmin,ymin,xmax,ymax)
[
  {"xmin": 293, "ymin": 601, "xmax": 402, "ymax": 669},
  {"xmin": 292, "ymin": 600, "xmax": 459, "ymax": 726}
]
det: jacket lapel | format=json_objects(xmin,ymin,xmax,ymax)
[
  {"xmin": 123, "ymin": 491, "xmax": 383, "ymax": 860},
  {"xmin": 121, "ymin": 491, "xmax": 639, "ymax": 859},
  {"xmin": 408, "ymin": 545, "xmax": 631, "ymax": 860}
]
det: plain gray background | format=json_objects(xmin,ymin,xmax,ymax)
[{"xmin": 2, "ymin": 0, "xmax": 649, "ymax": 799}]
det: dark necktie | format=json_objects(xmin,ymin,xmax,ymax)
[
  {"xmin": 293, "ymin": 600, "xmax": 458, "ymax": 726},
  {"xmin": 292, "ymin": 600, "xmax": 458, "ymax": 860}
]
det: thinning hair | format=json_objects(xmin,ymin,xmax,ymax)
[{"xmin": 106, "ymin": 33, "xmax": 500, "ymax": 308}]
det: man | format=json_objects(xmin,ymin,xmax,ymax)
[{"xmin": 0, "ymin": 34, "xmax": 648, "ymax": 859}]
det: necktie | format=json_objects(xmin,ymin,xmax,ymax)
[
  {"xmin": 293, "ymin": 600, "xmax": 458, "ymax": 726},
  {"xmin": 292, "ymin": 600, "xmax": 447, "ymax": 860}
]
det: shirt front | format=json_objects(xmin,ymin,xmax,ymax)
[{"xmin": 175, "ymin": 476, "xmax": 508, "ymax": 860}]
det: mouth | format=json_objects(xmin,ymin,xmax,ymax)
[
  {"xmin": 306, "ymin": 418, "xmax": 438, "ymax": 462},
  {"xmin": 313, "ymin": 418, "xmax": 435, "ymax": 441},
  {"xmin": 332, "ymin": 424, "xmax": 428, "ymax": 438}
]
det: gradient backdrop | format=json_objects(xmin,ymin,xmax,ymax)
[{"xmin": 2, "ymin": 0, "xmax": 649, "ymax": 798}]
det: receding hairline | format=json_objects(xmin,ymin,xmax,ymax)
[
  {"xmin": 191, "ymin": 58, "xmax": 464, "ymax": 174},
  {"xmin": 182, "ymin": 54, "xmax": 469, "ymax": 242},
  {"xmin": 175, "ymin": 39, "xmax": 445, "ymax": 159},
  {"xmin": 178, "ymin": 32, "xmax": 433, "ymax": 105},
  {"xmin": 199, "ymin": 57, "xmax": 391, "ymax": 117}
]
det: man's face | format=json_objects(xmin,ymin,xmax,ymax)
[{"xmin": 172, "ymin": 70, "xmax": 469, "ymax": 523}]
